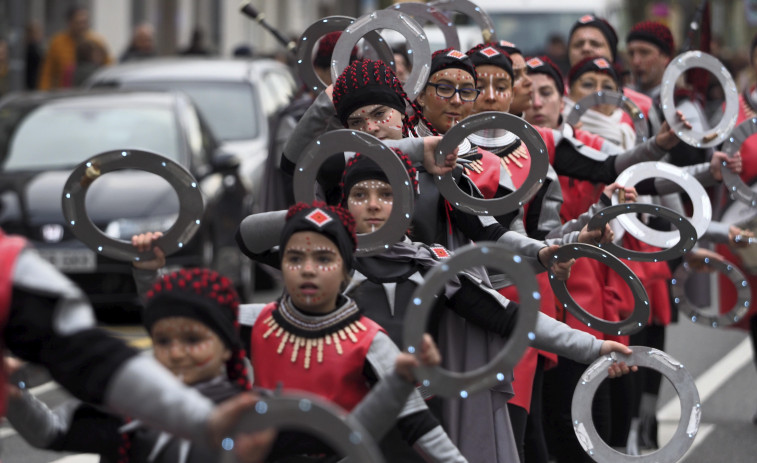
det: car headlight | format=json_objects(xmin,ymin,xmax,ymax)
[{"xmin": 105, "ymin": 213, "xmax": 179, "ymax": 240}]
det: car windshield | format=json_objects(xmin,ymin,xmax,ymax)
[
  {"xmin": 1, "ymin": 104, "xmax": 180, "ymax": 171},
  {"xmin": 125, "ymin": 81, "xmax": 259, "ymax": 142}
]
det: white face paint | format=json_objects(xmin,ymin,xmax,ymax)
[
  {"xmin": 347, "ymin": 180, "xmax": 394, "ymax": 234},
  {"xmin": 346, "ymin": 105, "xmax": 404, "ymax": 140}
]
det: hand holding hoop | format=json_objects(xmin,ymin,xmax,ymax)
[{"xmin": 565, "ymin": 91, "xmax": 650, "ymax": 144}]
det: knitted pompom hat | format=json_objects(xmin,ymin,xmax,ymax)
[{"xmin": 626, "ymin": 21, "xmax": 675, "ymax": 56}]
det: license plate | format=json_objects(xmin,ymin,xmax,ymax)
[{"xmin": 37, "ymin": 248, "xmax": 97, "ymax": 273}]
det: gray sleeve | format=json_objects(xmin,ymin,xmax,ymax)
[
  {"xmin": 703, "ymin": 220, "xmax": 731, "ymax": 243},
  {"xmin": 5, "ymin": 393, "xmax": 81, "ymax": 448},
  {"xmin": 132, "ymin": 267, "xmax": 162, "ymax": 301},
  {"xmin": 546, "ymin": 198, "xmax": 609, "ymax": 243},
  {"xmin": 104, "ymin": 354, "xmax": 214, "ymax": 444},
  {"xmin": 13, "ymin": 249, "xmax": 96, "ymax": 336},
  {"xmin": 531, "ymin": 312, "xmax": 604, "ymax": 364},
  {"xmin": 365, "ymin": 332, "xmax": 426, "ymax": 418},
  {"xmin": 348, "ymin": 371, "xmax": 415, "ymax": 441},
  {"xmin": 282, "ymin": 91, "xmax": 342, "ymax": 166},
  {"xmin": 613, "ymin": 137, "xmax": 668, "ymax": 174},
  {"xmin": 383, "ymin": 137, "xmax": 427, "ymax": 166},
  {"xmin": 237, "ymin": 210, "xmax": 287, "ymax": 255},
  {"xmin": 535, "ymin": 169, "xmax": 565, "ymax": 237},
  {"xmin": 412, "ymin": 425, "xmax": 469, "ymax": 463},
  {"xmin": 494, "ymin": 229, "xmax": 547, "ymax": 273}
]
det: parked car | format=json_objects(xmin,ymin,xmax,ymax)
[
  {"xmin": 86, "ymin": 57, "xmax": 297, "ymax": 212},
  {"xmin": 0, "ymin": 89, "xmax": 255, "ymax": 310}
]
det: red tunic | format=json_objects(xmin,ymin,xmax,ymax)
[
  {"xmin": 0, "ymin": 230, "xmax": 28, "ymax": 416},
  {"xmin": 250, "ymin": 302, "xmax": 383, "ymax": 412}
]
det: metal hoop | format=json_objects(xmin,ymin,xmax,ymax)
[
  {"xmin": 331, "ymin": 10, "xmax": 431, "ymax": 100},
  {"xmin": 219, "ymin": 393, "xmax": 385, "ymax": 463},
  {"xmin": 61, "ymin": 149, "xmax": 203, "ymax": 262},
  {"xmin": 429, "ymin": 0, "xmax": 498, "ymax": 43},
  {"xmin": 549, "ymin": 243, "xmax": 650, "ymax": 336},
  {"xmin": 721, "ymin": 117, "xmax": 757, "ymax": 207},
  {"xmin": 387, "ymin": 2, "xmax": 460, "ymax": 50},
  {"xmin": 293, "ymin": 130, "xmax": 414, "ymax": 256},
  {"xmin": 613, "ymin": 161, "xmax": 711, "ymax": 248},
  {"xmin": 565, "ymin": 91, "xmax": 650, "ymax": 143},
  {"xmin": 402, "ymin": 242, "xmax": 539, "ymax": 398},
  {"xmin": 434, "ymin": 111, "xmax": 549, "ymax": 216},
  {"xmin": 660, "ymin": 51, "xmax": 738, "ymax": 148},
  {"xmin": 296, "ymin": 16, "xmax": 395, "ymax": 94},
  {"xmin": 672, "ymin": 258, "xmax": 751, "ymax": 328},
  {"xmin": 572, "ymin": 346, "xmax": 700, "ymax": 463},
  {"xmin": 587, "ymin": 203, "xmax": 698, "ymax": 262}
]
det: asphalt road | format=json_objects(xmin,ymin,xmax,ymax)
[{"xmin": 3, "ymin": 284, "xmax": 756, "ymax": 463}]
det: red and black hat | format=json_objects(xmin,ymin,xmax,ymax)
[
  {"xmin": 313, "ymin": 31, "xmax": 358, "ymax": 68},
  {"xmin": 568, "ymin": 56, "xmax": 621, "ymax": 88},
  {"xmin": 429, "ymin": 48, "xmax": 477, "ymax": 84},
  {"xmin": 626, "ymin": 21, "xmax": 675, "ymax": 57},
  {"xmin": 525, "ymin": 55, "xmax": 565, "ymax": 96},
  {"xmin": 466, "ymin": 43, "xmax": 514, "ymax": 82},
  {"xmin": 340, "ymin": 148, "xmax": 419, "ymax": 204},
  {"xmin": 497, "ymin": 40, "xmax": 522, "ymax": 57},
  {"xmin": 569, "ymin": 15, "xmax": 619, "ymax": 61},
  {"xmin": 332, "ymin": 58, "xmax": 407, "ymax": 126},
  {"xmin": 281, "ymin": 202, "xmax": 357, "ymax": 270},
  {"xmin": 144, "ymin": 268, "xmax": 252, "ymax": 390}
]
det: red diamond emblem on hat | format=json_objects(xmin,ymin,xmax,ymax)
[
  {"xmin": 431, "ymin": 246, "xmax": 451, "ymax": 259},
  {"xmin": 499, "ymin": 40, "xmax": 516, "ymax": 48},
  {"xmin": 480, "ymin": 47, "xmax": 500, "ymax": 58},
  {"xmin": 579, "ymin": 14, "xmax": 596, "ymax": 24},
  {"xmin": 305, "ymin": 209, "xmax": 333, "ymax": 227},
  {"xmin": 594, "ymin": 58, "xmax": 611, "ymax": 69},
  {"xmin": 447, "ymin": 50, "xmax": 466, "ymax": 59},
  {"xmin": 526, "ymin": 57, "xmax": 544, "ymax": 68}
]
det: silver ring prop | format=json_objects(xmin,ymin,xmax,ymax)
[
  {"xmin": 613, "ymin": 161, "xmax": 711, "ymax": 248},
  {"xmin": 434, "ymin": 111, "xmax": 549, "ymax": 216},
  {"xmin": 61, "ymin": 149, "xmax": 203, "ymax": 262},
  {"xmin": 296, "ymin": 16, "xmax": 395, "ymax": 94},
  {"xmin": 721, "ymin": 117, "xmax": 757, "ymax": 207},
  {"xmin": 587, "ymin": 203, "xmax": 698, "ymax": 262},
  {"xmin": 331, "ymin": 10, "xmax": 431, "ymax": 100},
  {"xmin": 660, "ymin": 51, "xmax": 738, "ymax": 148},
  {"xmin": 219, "ymin": 393, "xmax": 385, "ymax": 463},
  {"xmin": 549, "ymin": 243, "xmax": 649, "ymax": 336},
  {"xmin": 572, "ymin": 346, "xmax": 700, "ymax": 463},
  {"xmin": 293, "ymin": 130, "xmax": 414, "ymax": 256},
  {"xmin": 387, "ymin": 2, "xmax": 460, "ymax": 50},
  {"xmin": 402, "ymin": 242, "xmax": 539, "ymax": 398},
  {"xmin": 430, "ymin": 0, "xmax": 498, "ymax": 43},
  {"xmin": 672, "ymin": 258, "xmax": 751, "ymax": 328},
  {"xmin": 565, "ymin": 91, "xmax": 650, "ymax": 143}
]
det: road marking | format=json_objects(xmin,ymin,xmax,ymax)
[{"xmin": 657, "ymin": 336, "xmax": 752, "ymax": 460}]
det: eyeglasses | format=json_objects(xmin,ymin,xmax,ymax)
[{"xmin": 427, "ymin": 83, "xmax": 480, "ymax": 102}]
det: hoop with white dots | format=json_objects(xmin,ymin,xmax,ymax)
[
  {"xmin": 572, "ymin": 346, "xmax": 700, "ymax": 462},
  {"xmin": 434, "ymin": 111, "xmax": 549, "ymax": 216},
  {"xmin": 672, "ymin": 258, "xmax": 751, "ymax": 328},
  {"xmin": 387, "ymin": 2, "xmax": 460, "ymax": 50},
  {"xmin": 402, "ymin": 242, "xmax": 539, "ymax": 398},
  {"xmin": 296, "ymin": 16, "xmax": 395, "ymax": 94},
  {"xmin": 721, "ymin": 118, "xmax": 757, "ymax": 207},
  {"xmin": 549, "ymin": 243, "xmax": 649, "ymax": 336},
  {"xmin": 61, "ymin": 149, "xmax": 203, "ymax": 262},
  {"xmin": 660, "ymin": 51, "xmax": 738, "ymax": 148},
  {"xmin": 219, "ymin": 393, "xmax": 384, "ymax": 463},
  {"xmin": 565, "ymin": 90, "xmax": 650, "ymax": 143},
  {"xmin": 613, "ymin": 161, "xmax": 711, "ymax": 248},
  {"xmin": 330, "ymin": 10, "xmax": 431, "ymax": 100},
  {"xmin": 587, "ymin": 203, "xmax": 697, "ymax": 262},
  {"xmin": 429, "ymin": 0, "xmax": 498, "ymax": 44},
  {"xmin": 293, "ymin": 130, "xmax": 414, "ymax": 256}
]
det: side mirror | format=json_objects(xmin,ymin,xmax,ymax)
[{"xmin": 211, "ymin": 149, "xmax": 240, "ymax": 173}]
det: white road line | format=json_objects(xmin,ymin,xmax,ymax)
[
  {"xmin": 658, "ymin": 336, "xmax": 753, "ymax": 420},
  {"xmin": 48, "ymin": 455, "xmax": 99, "ymax": 462},
  {"xmin": 656, "ymin": 336, "xmax": 752, "ymax": 460}
]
